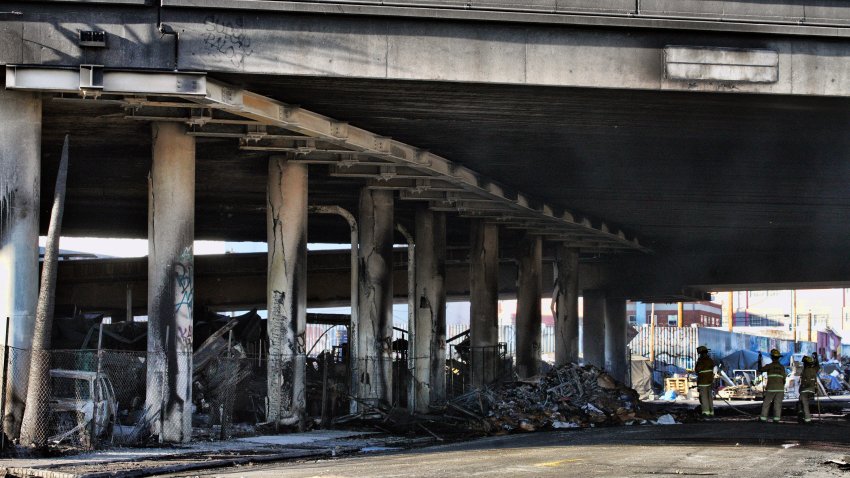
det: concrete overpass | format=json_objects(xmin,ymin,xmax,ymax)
[{"xmin": 3, "ymin": 0, "xmax": 850, "ymax": 442}]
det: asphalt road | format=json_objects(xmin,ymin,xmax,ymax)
[{"xmin": 198, "ymin": 418, "xmax": 850, "ymax": 478}]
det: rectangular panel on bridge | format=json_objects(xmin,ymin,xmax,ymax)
[{"xmin": 664, "ymin": 46, "xmax": 778, "ymax": 83}]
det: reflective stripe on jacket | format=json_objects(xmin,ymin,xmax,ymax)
[
  {"xmin": 695, "ymin": 356, "xmax": 715, "ymax": 386},
  {"xmin": 760, "ymin": 361, "xmax": 786, "ymax": 392},
  {"xmin": 800, "ymin": 361, "xmax": 820, "ymax": 393}
]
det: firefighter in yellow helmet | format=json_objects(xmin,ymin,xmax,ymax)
[
  {"xmin": 798, "ymin": 353, "xmax": 820, "ymax": 423},
  {"xmin": 759, "ymin": 349, "xmax": 787, "ymax": 423},
  {"xmin": 694, "ymin": 345, "xmax": 715, "ymax": 417}
]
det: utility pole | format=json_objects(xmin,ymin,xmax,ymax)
[
  {"xmin": 727, "ymin": 291, "xmax": 734, "ymax": 332},
  {"xmin": 792, "ymin": 290, "xmax": 798, "ymax": 347},
  {"xmin": 677, "ymin": 302, "xmax": 684, "ymax": 328},
  {"xmin": 807, "ymin": 310, "xmax": 813, "ymax": 343},
  {"xmin": 649, "ymin": 303, "xmax": 656, "ymax": 364}
]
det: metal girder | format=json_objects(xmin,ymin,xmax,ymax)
[
  {"xmin": 285, "ymin": 154, "xmax": 396, "ymax": 167},
  {"xmin": 399, "ymin": 190, "xmax": 492, "ymax": 203},
  {"xmin": 4, "ymin": 64, "xmax": 648, "ymax": 253},
  {"xmin": 329, "ymin": 163, "xmax": 433, "ymax": 180},
  {"xmin": 366, "ymin": 178, "xmax": 467, "ymax": 193},
  {"xmin": 429, "ymin": 200, "xmax": 517, "ymax": 213},
  {"xmin": 6, "ymin": 65, "xmax": 206, "ymax": 96}
]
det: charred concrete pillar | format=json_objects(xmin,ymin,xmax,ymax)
[
  {"xmin": 554, "ymin": 245, "xmax": 579, "ymax": 366},
  {"xmin": 469, "ymin": 220, "xmax": 499, "ymax": 387},
  {"xmin": 0, "ymin": 89, "xmax": 41, "ymax": 437},
  {"xmin": 515, "ymin": 234, "xmax": 542, "ymax": 379},
  {"xmin": 356, "ymin": 188, "xmax": 394, "ymax": 407},
  {"xmin": 145, "ymin": 122, "xmax": 194, "ymax": 443},
  {"xmin": 604, "ymin": 297, "xmax": 628, "ymax": 382},
  {"xmin": 582, "ymin": 290, "xmax": 606, "ymax": 368},
  {"xmin": 266, "ymin": 156, "xmax": 308, "ymax": 429},
  {"xmin": 413, "ymin": 208, "xmax": 446, "ymax": 412}
]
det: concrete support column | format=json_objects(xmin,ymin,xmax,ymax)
[
  {"xmin": 266, "ymin": 156, "xmax": 308, "ymax": 429},
  {"xmin": 356, "ymin": 188, "xmax": 394, "ymax": 407},
  {"xmin": 554, "ymin": 245, "xmax": 579, "ymax": 366},
  {"xmin": 515, "ymin": 234, "xmax": 542, "ymax": 379},
  {"xmin": 469, "ymin": 220, "xmax": 499, "ymax": 387},
  {"xmin": 0, "ymin": 89, "xmax": 41, "ymax": 437},
  {"xmin": 582, "ymin": 290, "xmax": 606, "ymax": 368},
  {"xmin": 413, "ymin": 208, "xmax": 446, "ymax": 412},
  {"xmin": 604, "ymin": 297, "xmax": 627, "ymax": 382},
  {"xmin": 145, "ymin": 122, "xmax": 194, "ymax": 443}
]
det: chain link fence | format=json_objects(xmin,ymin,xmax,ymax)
[
  {"xmin": 0, "ymin": 339, "xmax": 497, "ymax": 452},
  {"xmin": 446, "ymin": 344, "xmax": 512, "ymax": 398},
  {"xmin": 0, "ymin": 348, "xmax": 262, "ymax": 452},
  {"xmin": 0, "ymin": 348, "xmax": 147, "ymax": 450}
]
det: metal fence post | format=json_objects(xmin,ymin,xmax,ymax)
[
  {"xmin": 0, "ymin": 316, "xmax": 9, "ymax": 451},
  {"xmin": 90, "ymin": 322, "xmax": 104, "ymax": 449}
]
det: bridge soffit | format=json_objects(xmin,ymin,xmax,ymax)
[{"xmin": 4, "ymin": 64, "xmax": 647, "ymax": 254}]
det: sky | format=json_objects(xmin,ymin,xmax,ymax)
[{"xmin": 40, "ymin": 237, "xmax": 349, "ymax": 258}]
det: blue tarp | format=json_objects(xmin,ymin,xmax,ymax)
[
  {"xmin": 719, "ymin": 349, "xmax": 791, "ymax": 371},
  {"xmin": 821, "ymin": 373, "xmax": 844, "ymax": 391}
]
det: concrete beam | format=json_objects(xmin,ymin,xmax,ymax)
[
  {"xmin": 266, "ymin": 156, "xmax": 307, "ymax": 429},
  {"xmin": 604, "ymin": 250, "xmax": 850, "ymax": 300},
  {"xmin": 162, "ymin": 0, "xmax": 850, "ymax": 39},
  {"xmin": 145, "ymin": 122, "xmax": 194, "ymax": 443},
  {"xmin": 51, "ymin": 250, "xmax": 557, "ymax": 312},
  {"xmin": 0, "ymin": 88, "xmax": 41, "ymax": 438},
  {"xmin": 6, "ymin": 5, "xmax": 850, "ymax": 100},
  {"xmin": 165, "ymin": 9, "xmax": 850, "ymax": 97}
]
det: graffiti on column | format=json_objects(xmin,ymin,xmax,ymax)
[
  {"xmin": 267, "ymin": 289, "xmax": 285, "ymax": 419},
  {"xmin": 166, "ymin": 246, "xmax": 193, "ymax": 439},
  {"xmin": 174, "ymin": 247, "xmax": 194, "ymax": 353}
]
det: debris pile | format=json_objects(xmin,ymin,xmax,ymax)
[{"xmin": 450, "ymin": 363, "xmax": 657, "ymax": 433}]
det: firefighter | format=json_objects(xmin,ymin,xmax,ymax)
[
  {"xmin": 759, "ymin": 349, "xmax": 787, "ymax": 423},
  {"xmin": 695, "ymin": 345, "xmax": 715, "ymax": 417},
  {"xmin": 799, "ymin": 352, "xmax": 820, "ymax": 423}
]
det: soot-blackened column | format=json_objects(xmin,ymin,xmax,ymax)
[
  {"xmin": 266, "ymin": 155, "xmax": 308, "ymax": 429},
  {"xmin": 604, "ymin": 297, "xmax": 627, "ymax": 382},
  {"xmin": 357, "ymin": 188, "xmax": 394, "ymax": 407},
  {"xmin": 582, "ymin": 289, "xmax": 606, "ymax": 369},
  {"xmin": 0, "ymin": 89, "xmax": 41, "ymax": 438},
  {"xmin": 554, "ymin": 245, "xmax": 579, "ymax": 366},
  {"xmin": 413, "ymin": 207, "xmax": 446, "ymax": 412},
  {"xmin": 146, "ymin": 122, "xmax": 195, "ymax": 443},
  {"xmin": 515, "ymin": 234, "xmax": 542, "ymax": 379},
  {"xmin": 469, "ymin": 220, "xmax": 499, "ymax": 387}
]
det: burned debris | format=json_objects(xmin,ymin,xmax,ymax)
[{"xmin": 448, "ymin": 363, "xmax": 663, "ymax": 434}]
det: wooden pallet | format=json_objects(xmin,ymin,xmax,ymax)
[{"xmin": 665, "ymin": 377, "xmax": 693, "ymax": 396}]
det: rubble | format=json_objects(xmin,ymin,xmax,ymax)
[{"xmin": 449, "ymin": 363, "xmax": 662, "ymax": 433}]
